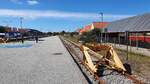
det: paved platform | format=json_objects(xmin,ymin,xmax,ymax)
[{"xmin": 0, "ymin": 36, "xmax": 88, "ymax": 84}]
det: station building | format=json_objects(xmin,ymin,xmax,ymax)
[
  {"xmin": 107, "ymin": 13, "xmax": 150, "ymax": 48},
  {"xmin": 77, "ymin": 13, "xmax": 150, "ymax": 48},
  {"xmin": 79, "ymin": 22, "xmax": 109, "ymax": 34}
]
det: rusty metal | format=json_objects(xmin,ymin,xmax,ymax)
[
  {"xmin": 60, "ymin": 37, "xmax": 144, "ymax": 84},
  {"xmin": 124, "ymin": 73, "xmax": 144, "ymax": 84},
  {"xmin": 60, "ymin": 37, "xmax": 104, "ymax": 84},
  {"xmin": 85, "ymin": 43, "xmax": 126, "ymax": 72},
  {"xmin": 85, "ymin": 43, "xmax": 144, "ymax": 84}
]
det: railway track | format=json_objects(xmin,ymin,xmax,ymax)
[{"xmin": 60, "ymin": 37, "xmax": 144, "ymax": 84}]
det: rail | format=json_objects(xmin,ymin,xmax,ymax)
[{"xmin": 60, "ymin": 36, "xmax": 144, "ymax": 84}]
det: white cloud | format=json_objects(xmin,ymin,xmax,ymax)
[
  {"xmin": 0, "ymin": 9, "xmax": 133, "ymax": 21},
  {"xmin": 27, "ymin": 0, "xmax": 39, "ymax": 5}
]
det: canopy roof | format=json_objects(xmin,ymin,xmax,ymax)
[{"xmin": 108, "ymin": 13, "xmax": 150, "ymax": 32}]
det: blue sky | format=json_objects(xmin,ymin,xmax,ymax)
[{"xmin": 0, "ymin": 0, "xmax": 150, "ymax": 32}]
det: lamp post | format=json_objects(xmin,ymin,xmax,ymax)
[
  {"xmin": 20, "ymin": 17, "xmax": 24, "ymax": 43},
  {"xmin": 99, "ymin": 12, "xmax": 103, "ymax": 43},
  {"xmin": 20, "ymin": 17, "xmax": 23, "ymax": 29}
]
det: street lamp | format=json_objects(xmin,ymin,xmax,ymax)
[
  {"xmin": 20, "ymin": 17, "xmax": 24, "ymax": 43},
  {"xmin": 99, "ymin": 12, "xmax": 103, "ymax": 43},
  {"xmin": 20, "ymin": 17, "xmax": 23, "ymax": 29}
]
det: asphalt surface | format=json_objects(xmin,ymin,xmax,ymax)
[{"xmin": 0, "ymin": 36, "xmax": 88, "ymax": 84}]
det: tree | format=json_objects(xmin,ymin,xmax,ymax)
[
  {"xmin": 79, "ymin": 28, "xmax": 102, "ymax": 43},
  {"xmin": 0, "ymin": 26, "xmax": 6, "ymax": 33},
  {"xmin": 47, "ymin": 32, "xmax": 53, "ymax": 36},
  {"xmin": 60, "ymin": 30, "xmax": 66, "ymax": 35}
]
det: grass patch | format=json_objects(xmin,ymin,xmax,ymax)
[
  {"xmin": 116, "ymin": 48, "xmax": 150, "ymax": 63},
  {"xmin": 62, "ymin": 35, "xmax": 150, "ymax": 81},
  {"xmin": 115, "ymin": 48, "xmax": 150, "ymax": 79}
]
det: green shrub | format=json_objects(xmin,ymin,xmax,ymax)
[
  {"xmin": 0, "ymin": 26, "xmax": 6, "ymax": 33},
  {"xmin": 79, "ymin": 28, "xmax": 102, "ymax": 43}
]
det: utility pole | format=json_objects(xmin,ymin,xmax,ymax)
[
  {"xmin": 99, "ymin": 12, "xmax": 103, "ymax": 43},
  {"xmin": 126, "ymin": 31, "xmax": 129, "ymax": 61},
  {"xmin": 136, "ymin": 33, "xmax": 138, "ymax": 50}
]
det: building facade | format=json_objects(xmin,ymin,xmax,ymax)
[{"xmin": 79, "ymin": 22, "xmax": 109, "ymax": 34}]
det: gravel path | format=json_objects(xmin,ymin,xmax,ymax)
[
  {"xmin": 101, "ymin": 69, "xmax": 133, "ymax": 84},
  {"xmin": 0, "ymin": 36, "xmax": 88, "ymax": 84}
]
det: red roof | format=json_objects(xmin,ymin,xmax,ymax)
[
  {"xmin": 93, "ymin": 22, "xmax": 109, "ymax": 29},
  {"xmin": 4, "ymin": 27, "xmax": 27, "ymax": 33},
  {"xmin": 79, "ymin": 24, "xmax": 92, "ymax": 33},
  {"xmin": 79, "ymin": 22, "xmax": 109, "ymax": 34},
  {"xmin": 18, "ymin": 29, "xmax": 28, "ymax": 33},
  {"xmin": 5, "ymin": 28, "xmax": 11, "ymax": 32}
]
